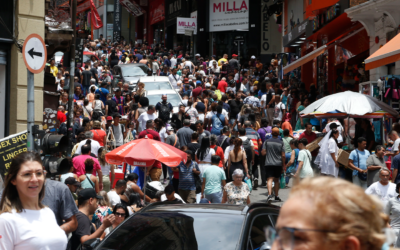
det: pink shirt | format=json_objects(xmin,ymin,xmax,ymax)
[{"xmin": 72, "ymin": 155, "xmax": 101, "ymax": 176}]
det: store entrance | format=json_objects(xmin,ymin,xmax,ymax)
[{"xmin": 213, "ymin": 31, "xmax": 249, "ymax": 61}]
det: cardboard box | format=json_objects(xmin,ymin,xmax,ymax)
[
  {"xmin": 305, "ymin": 137, "xmax": 323, "ymax": 152},
  {"xmin": 337, "ymin": 149, "xmax": 350, "ymax": 167}
]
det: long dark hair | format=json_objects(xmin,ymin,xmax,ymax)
[
  {"xmin": 233, "ymin": 138, "xmax": 242, "ymax": 161},
  {"xmin": 329, "ymin": 129, "xmax": 339, "ymax": 145},
  {"xmin": 0, "ymin": 152, "xmax": 45, "ymax": 214},
  {"xmin": 129, "ymin": 193, "xmax": 143, "ymax": 208},
  {"xmin": 113, "ymin": 203, "xmax": 129, "ymax": 219},
  {"xmin": 197, "ymin": 137, "xmax": 211, "ymax": 161}
]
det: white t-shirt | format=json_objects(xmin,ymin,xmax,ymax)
[
  {"xmin": 75, "ymin": 139, "xmax": 101, "ymax": 156},
  {"xmin": 0, "ymin": 207, "xmax": 67, "ymax": 250},
  {"xmin": 137, "ymin": 112, "xmax": 157, "ymax": 133},
  {"xmin": 159, "ymin": 127, "xmax": 168, "ymax": 143},
  {"xmin": 160, "ymin": 193, "xmax": 186, "ymax": 203},
  {"xmin": 206, "ymin": 110, "xmax": 228, "ymax": 119},
  {"xmin": 392, "ymin": 138, "xmax": 400, "ymax": 152},
  {"xmin": 196, "ymin": 148, "xmax": 216, "ymax": 163},
  {"xmin": 168, "ymin": 74, "xmax": 179, "ymax": 89},
  {"xmin": 261, "ymin": 94, "xmax": 267, "ymax": 108},
  {"xmin": 325, "ymin": 121, "xmax": 344, "ymax": 143},
  {"xmin": 101, "ymin": 163, "xmax": 112, "ymax": 175},
  {"xmin": 273, "ymin": 102, "xmax": 286, "ymax": 121},
  {"xmin": 366, "ymin": 182, "xmax": 397, "ymax": 207},
  {"xmin": 320, "ymin": 138, "xmax": 339, "ymax": 177},
  {"xmin": 107, "ymin": 190, "xmax": 121, "ymax": 207},
  {"xmin": 298, "ymin": 149, "xmax": 314, "ymax": 178}
]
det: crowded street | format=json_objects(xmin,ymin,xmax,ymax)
[{"xmin": 2, "ymin": 0, "xmax": 400, "ymax": 250}]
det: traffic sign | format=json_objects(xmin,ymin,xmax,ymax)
[{"xmin": 22, "ymin": 33, "xmax": 47, "ymax": 74}]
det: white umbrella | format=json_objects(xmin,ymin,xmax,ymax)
[{"xmin": 301, "ymin": 91, "xmax": 398, "ymax": 117}]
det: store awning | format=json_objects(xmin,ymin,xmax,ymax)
[
  {"xmin": 283, "ymin": 45, "xmax": 327, "ymax": 75},
  {"xmin": 365, "ymin": 33, "xmax": 400, "ymax": 70}
]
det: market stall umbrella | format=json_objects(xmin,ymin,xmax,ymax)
[
  {"xmin": 105, "ymin": 138, "xmax": 187, "ymax": 201},
  {"xmin": 301, "ymin": 110, "xmax": 396, "ymax": 119},
  {"xmin": 300, "ymin": 91, "xmax": 398, "ymax": 118}
]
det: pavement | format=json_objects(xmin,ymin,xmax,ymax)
[{"xmin": 249, "ymin": 178, "xmax": 292, "ymax": 207}]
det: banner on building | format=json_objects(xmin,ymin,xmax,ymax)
[
  {"xmin": 0, "ymin": 130, "xmax": 28, "ymax": 177},
  {"xmin": 149, "ymin": 0, "xmax": 165, "ymax": 25},
  {"xmin": 120, "ymin": 0, "xmax": 143, "ymax": 16},
  {"xmin": 113, "ymin": 0, "xmax": 122, "ymax": 42},
  {"xmin": 260, "ymin": 1, "xmax": 282, "ymax": 55},
  {"xmin": 90, "ymin": 0, "xmax": 103, "ymax": 29},
  {"xmin": 209, "ymin": 0, "xmax": 249, "ymax": 32},
  {"xmin": 177, "ymin": 18, "xmax": 197, "ymax": 35}
]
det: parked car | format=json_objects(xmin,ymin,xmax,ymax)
[
  {"xmin": 137, "ymin": 76, "xmax": 174, "ymax": 91},
  {"xmin": 145, "ymin": 89, "xmax": 184, "ymax": 115},
  {"xmin": 112, "ymin": 63, "xmax": 150, "ymax": 90},
  {"xmin": 81, "ymin": 202, "xmax": 279, "ymax": 250}
]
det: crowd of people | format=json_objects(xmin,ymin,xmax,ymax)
[{"xmin": 1, "ymin": 36, "xmax": 400, "ymax": 249}]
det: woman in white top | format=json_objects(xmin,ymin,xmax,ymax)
[
  {"xmin": 154, "ymin": 118, "xmax": 168, "ymax": 143},
  {"xmin": 0, "ymin": 151, "xmax": 67, "ymax": 249},
  {"xmin": 294, "ymin": 138, "xmax": 314, "ymax": 180},
  {"xmin": 315, "ymin": 129, "xmax": 340, "ymax": 177},
  {"xmin": 98, "ymin": 147, "xmax": 115, "ymax": 192},
  {"xmin": 195, "ymin": 137, "xmax": 216, "ymax": 178}
]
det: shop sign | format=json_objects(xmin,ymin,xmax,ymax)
[
  {"xmin": 190, "ymin": 11, "xmax": 197, "ymax": 20},
  {"xmin": 120, "ymin": 0, "xmax": 143, "ymax": 16},
  {"xmin": 166, "ymin": 0, "xmax": 186, "ymax": 27},
  {"xmin": 209, "ymin": 0, "xmax": 249, "ymax": 32},
  {"xmin": 177, "ymin": 18, "xmax": 197, "ymax": 35},
  {"xmin": 283, "ymin": 19, "xmax": 308, "ymax": 47},
  {"xmin": 149, "ymin": 0, "xmax": 165, "ymax": 25},
  {"xmin": 260, "ymin": 0, "xmax": 282, "ymax": 54},
  {"xmin": 0, "ymin": 130, "xmax": 27, "ymax": 177},
  {"xmin": 113, "ymin": 0, "xmax": 122, "ymax": 42},
  {"xmin": 312, "ymin": 4, "xmax": 339, "ymax": 32}
]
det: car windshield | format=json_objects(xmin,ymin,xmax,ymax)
[
  {"xmin": 98, "ymin": 212, "xmax": 244, "ymax": 250},
  {"xmin": 121, "ymin": 66, "xmax": 148, "ymax": 77},
  {"xmin": 83, "ymin": 54, "xmax": 92, "ymax": 63},
  {"xmin": 143, "ymin": 82, "xmax": 172, "ymax": 91},
  {"xmin": 147, "ymin": 93, "xmax": 182, "ymax": 106}
]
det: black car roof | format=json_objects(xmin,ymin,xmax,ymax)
[{"xmin": 139, "ymin": 202, "xmax": 280, "ymax": 216}]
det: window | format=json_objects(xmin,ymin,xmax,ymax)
[
  {"xmin": 247, "ymin": 214, "xmax": 274, "ymax": 250},
  {"xmin": 142, "ymin": 82, "xmax": 172, "ymax": 91}
]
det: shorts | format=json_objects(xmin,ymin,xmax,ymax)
[{"xmin": 266, "ymin": 165, "xmax": 283, "ymax": 179}]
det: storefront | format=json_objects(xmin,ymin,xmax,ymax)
[
  {"xmin": 165, "ymin": 0, "xmax": 188, "ymax": 50},
  {"xmin": 149, "ymin": 0, "xmax": 165, "ymax": 47}
]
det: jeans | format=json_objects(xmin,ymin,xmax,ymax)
[
  {"xmin": 352, "ymin": 175, "xmax": 367, "ymax": 190},
  {"xmin": 168, "ymin": 167, "xmax": 174, "ymax": 182},
  {"xmin": 251, "ymin": 155, "xmax": 259, "ymax": 180},
  {"xmin": 82, "ymin": 85, "xmax": 90, "ymax": 96},
  {"xmin": 229, "ymin": 118, "xmax": 238, "ymax": 131},
  {"xmin": 205, "ymin": 191, "xmax": 222, "ymax": 203}
]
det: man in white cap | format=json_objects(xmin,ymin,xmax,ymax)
[
  {"xmin": 195, "ymin": 54, "xmax": 201, "ymax": 66},
  {"xmin": 249, "ymin": 55, "xmax": 256, "ymax": 67}
]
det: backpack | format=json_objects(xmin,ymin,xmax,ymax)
[
  {"xmin": 242, "ymin": 138, "xmax": 253, "ymax": 161},
  {"xmin": 158, "ymin": 102, "xmax": 171, "ymax": 122},
  {"xmin": 212, "ymin": 114, "xmax": 224, "ymax": 131}
]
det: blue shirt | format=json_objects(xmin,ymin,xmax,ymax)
[
  {"xmin": 95, "ymin": 88, "xmax": 109, "ymax": 105},
  {"xmin": 349, "ymin": 149, "xmax": 371, "ymax": 176},
  {"xmin": 164, "ymin": 58, "xmax": 171, "ymax": 67},
  {"xmin": 392, "ymin": 154, "xmax": 400, "ymax": 183},
  {"xmin": 178, "ymin": 161, "xmax": 200, "ymax": 191}
]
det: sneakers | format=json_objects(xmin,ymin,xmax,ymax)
[
  {"xmin": 266, "ymin": 195, "xmax": 273, "ymax": 202},
  {"xmin": 275, "ymin": 196, "xmax": 282, "ymax": 202},
  {"xmin": 253, "ymin": 178, "xmax": 258, "ymax": 190},
  {"xmin": 162, "ymin": 179, "xmax": 167, "ymax": 184}
]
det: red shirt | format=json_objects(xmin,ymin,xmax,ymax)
[
  {"xmin": 210, "ymin": 145, "xmax": 225, "ymax": 168},
  {"xmin": 299, "ymin": 131, "xmax": 318, "ymax": 156},
  {"xmin": 192, "ymin": 86, "xmax": 203, "ymax": 100},
  {"xmin": 91, "ymin": 129, "xmax": 106, "ymax": 146},
  {"xmin": 57, "ymin": 111, "xmax": 66, "ymax": 123},
  {"xmin": 217, "ymin": 80, "xmax": 228, "ymax": 93},
  {"xmin": 138, "ymin": 129, "xmax": 161, "ymax": 141}
]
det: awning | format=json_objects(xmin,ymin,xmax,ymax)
[
  {"xmin": 365, "ymin": 33, "xmax": 400, "ymax": 70},
  {"xmin": 283, "ymin": 45, "xmax": 327, "ymax": 75}
]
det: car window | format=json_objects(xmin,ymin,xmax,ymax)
[
  {"xmin": 83, "ymin": 54, "xmax": 91, "ymax": 63},
  {"xmin": 98, "ymin": 212, "xmax": 244, "ymax": 250},
  {"xmin": 121, "ymin": 65, "xmax": 148, "ymax": 77},
  {"xmin": 142, "ymin": 82, "xmax": 172, "ymax": 91},
  {"xmin": 247, "ymin": 214, "xmax": 274, "ymax": 250},
  {"xmin": 147, "ymin": 93, "xmax": 182, "ymax": 107}
]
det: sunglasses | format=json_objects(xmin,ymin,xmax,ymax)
[{"xmin": 115, "ymin": 212, "xmax": 126, "ymax": 217}]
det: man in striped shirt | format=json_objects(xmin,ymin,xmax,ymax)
[{"xmin": 172, "ymin": 150, "xmax": 200, "ymax": 203}]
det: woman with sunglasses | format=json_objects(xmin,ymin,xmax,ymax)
[
  {"xmin": 103, "ymin": 203, "xmax": 129, "ymax": 237},
  {"xmin": 268, "ymin": 177, "xmax": 393, "ymax": 250},
  {"xmin": 0, "ymin": 152, "xmax": 67, "ymax": 249}
]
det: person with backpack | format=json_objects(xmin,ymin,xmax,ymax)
[
  {"xmin": 155, "ymin": 94, "xmax": 173, "ymax": 124},
  {"xmin": 243, "ymin": 121, "xmax": 262, "ymax": 190},
  {"xmin": 293, "ymin": 138, "xmax": 314, "ymax": 182},
  {"xmin": 78, "ymin": 158, "xmax": 100, "ymax": 193},
  {"xmin": 209, "ymin": 105, "xmax": 227, "ymax": 135},
  {"xmin": 284, "ymin": 139, "xmax": 299, "ymax": 187},
  {"xmin": 217, "ymin": 126, "xmax": 230, "ymax": 152},
  {"xmin": 238, "ymin": 127, "xmax": 254, "ymax": 181}
]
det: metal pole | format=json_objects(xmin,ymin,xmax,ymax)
[
  {"xmin": 67, "ymin": 0, "xmax": 77, "ymax": 155},
  {"xmin": 27, "ymin": 70, "xmax": 35, "ymax": 151}
]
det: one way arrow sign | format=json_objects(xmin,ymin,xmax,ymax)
[
  {"xmin": 22, "ymin": 33, "xmax": 47, "ymax": 74},
  {"xmin": 27, "ymin": 48, "xmax": 43, "ymax": 59}
]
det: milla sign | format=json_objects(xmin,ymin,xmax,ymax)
[
  {"xmin": 177, "ymin": 17, "xmax": 197, "ymax": 35},
  {"xmin": 209, "ymin": 0, "xmax": 249, "ymax": 32}
]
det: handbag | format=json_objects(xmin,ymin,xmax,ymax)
[
  {"xmin": 245, "ymin": 177, "xmax": 253, "ymax": 192},
  {"xmin": 356, "ymin": 150, "xmax": 367, "ymax": 181}
]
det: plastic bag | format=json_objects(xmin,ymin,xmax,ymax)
[
  {"xmin": 244, "ymin": 177, "xmax": 252, "ymax": 192},
  {"xmin": 280, "ymin": 174, "xmax": 286, "ymax": 189}
]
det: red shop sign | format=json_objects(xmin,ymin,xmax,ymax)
[{"xmin": 149, "ymin": 0, "xmax": 164, "ymax": 25}]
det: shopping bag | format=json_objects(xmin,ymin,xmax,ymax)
[
  {"xmin": 245, "ymin": 177, "xmax": 252, "ymax": 192},
  {"xmin": 280, "ymin": 174, "xmax": 286, "ymax": 189}
]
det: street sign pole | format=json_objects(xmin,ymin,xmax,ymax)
[{"xmin": 27, "ymin": 69, "xmax": 35, "ymax": 151}]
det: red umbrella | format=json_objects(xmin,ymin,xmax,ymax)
[{"xmin": 105, "ymin": 138, "xmax": 187, "ymax": 167}]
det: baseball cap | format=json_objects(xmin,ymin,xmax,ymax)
[
  {"xmin": 251, "ymin": 55, "xmax": 256, "ymax": 59},
  {"xmin": 77, "ymin": 188, "xmax": 103, "ymax": 201},
  {"xmin": 106, "ymin": 116, "xmax": 113, "ymax": 121},
  {"xmin": 195, "ymin": 54, "xmax": 200, "ymax": 57},
  {"xmin": 232, "ymin": 54, "xmax": 238, "ymax": 57},
  {"xmin": 65, "ymin": 177, "xmax": 81, "ymax": 187},
  {"xmin": 205, "ymin": 83, "xmax": 211, "ymax": 87},
  {"xmin": 167, "ymin": 126, "xmax": 174, "ymax": 131},
  {"xmin": 272, "ymin": 127, "xmax": 280, "ymax": 135},
  {"xmin": 196, "ymin": 80, "xmax": 202, "ymax": 85}
]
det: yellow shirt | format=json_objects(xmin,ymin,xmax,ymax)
[
  {"xmin": 50, "ymin": 65, "xmax": 58, "ymax": 77},
  {"xmin": 218, "ymin": 58, "xmax": 227, "ymax": 66}
]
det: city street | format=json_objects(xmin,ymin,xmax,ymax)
[{"xmin": 249, "ymin": 180, "xmax": 291, "ymax": 206}]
